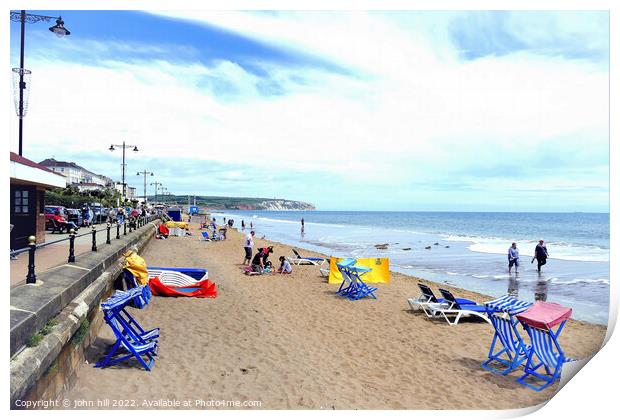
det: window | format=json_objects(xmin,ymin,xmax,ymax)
[{"xmin": 14, "ymin": 190, "xmax": 29, "ymax": 215}]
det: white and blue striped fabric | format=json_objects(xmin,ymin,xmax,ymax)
[
  {"xmin": 102, "ymin": 287, "xmax": 144, "ymax": 310},
  {"xmin": 529, "ymin": 327, "xmax": 562, "ymax": 367},
  {"xmin": 485, "ymin": 295, "xmax": 532, "ymax": 315},
  {"xmin": 494, "ymin": 316, "xmax": 520, "ymax": 353}
]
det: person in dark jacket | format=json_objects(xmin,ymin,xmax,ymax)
[
  {"xmin": 531, "ymin": 239, "xmax": 549, "ymax": 272},
  {"xmin": 251, "ymin": 248, "xmax": 265, "ymax": 273}
]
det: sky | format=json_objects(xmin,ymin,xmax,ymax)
[{"xmin": 8, "ymin": 9, "xmax": 610, "ymax": 211}]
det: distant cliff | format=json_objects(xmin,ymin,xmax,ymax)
[{"xmin": 149, "ymin": 195, "xmax": 315, "ymax": 211}]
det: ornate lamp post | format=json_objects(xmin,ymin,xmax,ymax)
[
  {"xmin": 150, "ymin": 181, "xmax": 163, "ymax": 203},
  {"xmin": 109, "ymin": 141, "xmax": 138, "ymax": 201},
  {"xmin": 11, "ymin": 10, "xmax": 70, "ymax": 156},
  {"xmin": 137, "ymin": 170, "xmax": 154, "ymax": 204}
]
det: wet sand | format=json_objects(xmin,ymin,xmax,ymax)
[{"xmin": 63, "ymin": 220, "xmax": 606, "ymax": 409}]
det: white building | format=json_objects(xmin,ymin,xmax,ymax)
[
  {"xmin": 114, "ymin": 182, "xmax": 136, "ymax": 200},
  {"xmin": 38, "ymin": 158, "xmax": 112, "ymax": 187}
]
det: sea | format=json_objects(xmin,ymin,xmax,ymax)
[{"xmin": 209, "ymin": 210, "xmax": 610, "ymax": 325}]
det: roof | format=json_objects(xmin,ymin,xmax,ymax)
[
  {"xmin": 10, "ymin": 152, "xmax": 67, "ymax": 188},
  {"xmin": 11, "ymin": 153, "xmax": 63, "ymax": 175}
]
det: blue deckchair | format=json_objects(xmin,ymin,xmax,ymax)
[
  {"xmin": 200, "ymin": 231, "xmax": 211, "ymax": 241},
  {"xmin": 336, "ymin": 258, "xmax": 377, "ymax": 301},
  {"xmin": 96, "ymin": 287, "xmax": 159, "ymax": 371},
  {"xmin": 516, "ymin": 302, "xmax": 573, "ymax": 391},
  {"xmin": 481, "ymin": 295, "xmax": 533, "ymax": 375},
  {"xmin": 123, "ymin": 270, "xmax": 152, "ymax": 309}
]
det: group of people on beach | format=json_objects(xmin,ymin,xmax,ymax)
[
  {"xmin": 507, "ymin": 240, "xmax": 549, "ymax": 274},
  {"xmin": 242, "ymin": 230, "xmax": 292, "ymax": 275}
]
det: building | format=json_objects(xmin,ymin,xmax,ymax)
[
  {"xmin": 10, "ymin": 153, "xmax": 66, "ymax": 249},
  {"xmin": 38, "ymin": 158, "xmax": 112, "ymax": 187},
  {"xmin": 114, "ymin": 182, "xmax": 137, "ymax": 200}
]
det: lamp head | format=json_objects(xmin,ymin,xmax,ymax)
[
  {"xmin": 109, "ymin": 145, "xmax": 115, "ymax": 151},
  {"xmin": 133, "ymin": 146, "xmax": 139, "ymax": 152},
  {"xmin": 49, "ymin": 17, "xmax": 70, "ymax": 38}
]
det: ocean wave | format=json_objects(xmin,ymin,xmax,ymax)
[
  {"xmin": 550, "ymin": 277, "xmax": 610, "ymax": 286},
  {"xmin": 443, "ymin": 235, "xmax": 609, "ymax": 262}
]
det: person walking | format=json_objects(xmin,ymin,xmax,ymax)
[
  {"xmin": 243, "ymin": 230, "xmax": 255, "ymax": 266},
  {"xmin": 508, "ymin": 242, "xmax": 519, "ymax": 274},
  {"xmin": 531, "ymin": 239, "xmax": 549, "ymax": 272}
]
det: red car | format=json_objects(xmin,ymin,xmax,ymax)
[{"xmin": 44, "ymin": 206, "xmax": 71, "ymax": 233}]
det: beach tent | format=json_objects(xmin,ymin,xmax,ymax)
[
  {"xmin": 327, "ymin": 257, "xmax": 390, "ymax": 284},
  {"xmin": 147, "ymin": 268, "xmax": 217, "ymax": 298},
  {"xmin": 149, "ymin": 277, "xmax": 217, "ymax": 298},
  {"xmin": 189, "ymin": 206, "xmax": 199, "ymax": 215}
]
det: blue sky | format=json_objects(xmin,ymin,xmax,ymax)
[{"xmin": 9, "ymin": 10, "xmax": 609, "ymax": 211}]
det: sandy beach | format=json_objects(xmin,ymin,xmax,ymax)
[{"xmin": 63, "ymin": 219, "xmax": 607, "ymax": 410}]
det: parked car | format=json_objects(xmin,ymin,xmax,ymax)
[
  {"xmin": 90, "ymin": 204, "xmax": 103, "ymax": 224},
  {"xmin": 101, "ymin": 207, "xmax": 110, "ymax": 223},
  {"xmin": 66, "ymin": 208, "xmax": 83, "ymax": 228},
  {"xmin": 44, "ymin": 206, "xmax": 70, "ymax": 233}
]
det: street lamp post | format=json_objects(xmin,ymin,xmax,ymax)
[
  {"xmin": 10, "ymin": 10, "xmax": 70, "ymax": 156},
  {"xmin": 137, "ymin": 170, "xmax": 154, "ymax": 204},
  {"xmin": 150, "ymin": 181, "xmax": 162, "ymax": 203},
  {"xmin": 109, "ymin": 141, "xmax": 138, "ymax": 201}
]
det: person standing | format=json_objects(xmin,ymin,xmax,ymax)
[
  {"xmin": 243, "ymin": 230, "xmax": 255, "ymax": 266},
  {"xmin": 508, "ymin": 242, "xmax": 519, "ymax": 274},
  {"xmin": 241, "ymin": 220, "xmax": 245, "ymax": 230},
  {"xmin": 301, "ymin": 217, "xmax": 305, "ymax": 234},
  {"xmin": 532, "ymin": 239, "xmax": 549, "ymax": 272}
]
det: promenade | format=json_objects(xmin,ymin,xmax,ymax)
[{"xmin": 11, "ymin": 224, "xmax": 125, "ymax": 288}]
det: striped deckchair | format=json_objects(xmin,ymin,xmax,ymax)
[
  {"xmin": 516, "ymin": 302, "xmax": 573, "ymax": 391},
  {"xmin": 481, "ymin": 295, "xmax": 533, "ymax": 375}
]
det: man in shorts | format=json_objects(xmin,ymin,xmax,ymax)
[{"xmin": 243, "ymin": 230, "xmax": 255, "ymax": 266}]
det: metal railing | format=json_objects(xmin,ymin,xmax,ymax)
[{"xmin": 10, "ymin": 214, "xmax": 159, "ymax": 284}]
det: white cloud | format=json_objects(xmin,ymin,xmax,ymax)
[{"xmin": 10, "ymin": 11, "xmax": 609, "ymax": 210}]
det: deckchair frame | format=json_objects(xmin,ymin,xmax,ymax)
[{"xmin": 517, "ymin": 320, "xmax": 569, "ymax": 391}]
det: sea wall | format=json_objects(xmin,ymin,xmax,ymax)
[{"xmin": 10, "ymin": 220, "xmax": 158, "ymax": 408}]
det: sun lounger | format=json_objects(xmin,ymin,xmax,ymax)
[
  {"xmin": 287, "ymin": 249, "xmax": 328, "ymax": 266},
  {"xmin": 335, "ymin": 258, "xmax": 377, "ymax": 300},
  {"xmin": 95, "ymin": 287, "xmax": 159, "ymax": 371},
  {"xmin": 481, "ymin": 295, "xmax": 533, "ymax": 375},
  {"xmin": 407, "ymin": 283, "xmax": 476, "ymax": 317},
  {"xmin": 431, "ymin": 289, "xmax": 491, "ymax": 325},
  {"xmin": 516, "ymin": 302, "xmax": 573, "ymax": 391}
]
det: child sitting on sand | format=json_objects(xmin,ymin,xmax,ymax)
[{"xmin": 277, "ymin": 256, "xmax": 292, "ymax": 274}]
